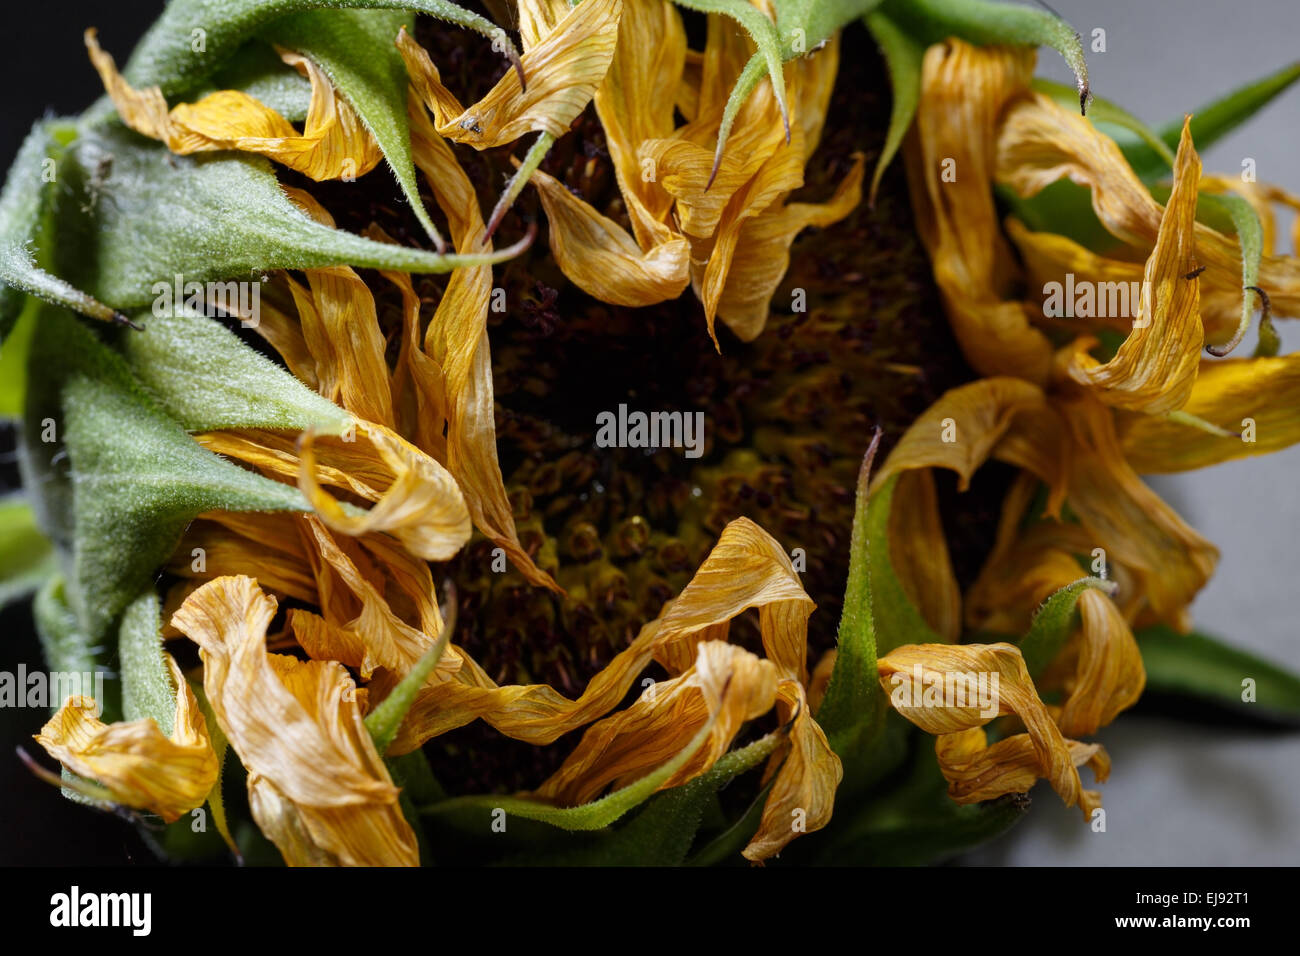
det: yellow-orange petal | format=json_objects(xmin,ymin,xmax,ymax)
[
  {"xmin": 172, "ymin": 576, "xmax": 418, "ymax": 866},
  {"xmin": 34, "ymin": 655, "xmax": 217, "ymax": 823}
]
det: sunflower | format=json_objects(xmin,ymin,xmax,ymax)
[{"xmin": 3, "ymin": 0, "xmax": 1299, "ymax": 867}]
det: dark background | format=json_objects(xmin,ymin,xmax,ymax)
[{"xmin": 1, "ymin": 0, "xmax": 164, "ymax": 866}]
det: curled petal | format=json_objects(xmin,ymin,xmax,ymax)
[
  {"xmin": 34, "ymin": 656, "xmax": 217, "ymax": 823},
  {"xmin": 905, "ymin": 39, "xmax": 1050, "ymax": 381},
  {"xmin": 1118, "ymin": 354, "xmax": 1300, "ymax": 472},
  {"xmin": 743, "ymin": 679, "xmax": 841, "ymax": 862},
  {"xmin": 86, "ymin": 30, "xmax": 382, "ymax": 181},
  {"xmin": 1056, "ymin": 589, "xmax": 1145, "ymax": 736},
  {"xmin": 399, "ymin": 0, "xmax": 622, "ymax": 149},
  {"xmin": 533, "ymin": 641, "xmax": 780, "ymax": 806},
  {"xmin": 935, "ymin": 726, "xmax": 1107, "ymax": 817},
  {"xmin": 380, "ymin": 516, "xmax": 814, "ymax": 752},
  {"xmin": 871, "ymin": 377, "xmax": 1051, "ymax": 494},
  {"xmin": 878, "ymin": 642, "xmax": 1093, "ymax": 815},
  {"xmin": 1060, "ymin": 394, "xmax": 1217, "ymax": 627},
  {"xmin": 529, "ymin": 167, "xmax": 691, "ymax": 306},
  {"xmin": 172, "ymin": 576, "xmax": 417, "ymax": 866},
  {"xmin": 1066, "ymin": 120, "xmax": 1204, "ymax": 413}
]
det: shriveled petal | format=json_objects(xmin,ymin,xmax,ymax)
[
  {"xmin": 997, "ymin": 91, "xmax": 1300, "ymax": 323},
  {"xmin": 1065, "ymin": 120, "xmax": 1203, "ymax": 413},
  {"xmin": 591, "ymin": 0, "xmax": 686, "ymax": 245},
  {"xmin": 699, "ymin": 152, "xmax": 864, "ymax": 344},
  {"xmin": 934, "ymin": 726, "xmax": 1106, "ymax": 817},
  {"xmin": 1118, "ymin": 354, "xmax": 1300, "ymax": 472},
  {"xmin": 888, "ymin": 469, "xmax": 960, "ymax": 642},
  {"xmin": 533, "ymin": 641, "xmax": 780, "ymax": 806},
  {"xmin": 172, "ymin": 576, "xmax": 417, "ymax": 866},
  {"xmin": 904, "ymin": 39, "xmax": 1050, "ymax": 382},
  {"xmin": 87, "ymin": 31, "xmax": 382, "ymax": 181},
  {"xmin": 743, "ymin": 679, "xmax": 841, "ymax": 861},
  {"xmin": 870, "ymin": 377, "xmax": 1051, "ymax": 494},
  {"xmin": 878, "ymin": 642, "xmax": 1093, "ymax": 815},
  {"xmin": 1056, "ymin": 588, "xmax": 1145, "ymax": 736},
  {"xmin": 398, "ymin": 0, "xmax": 622, "ymax": 149},
  {"xmin": 34, "ymin": 656, "xmax": 217, "ymax": 823},
  {"xmin": 199, "ymin": 420, "xmax": 471, "ymax": 563},
  {"xmin": 381, "ymin": 516, "xmax": 814, "ymax": 752},
  {"xmin": 1060, "ymin": 393, "xmax": 1217, "ymax": 628},
  {"xmin": 1008, "ymin": 218, "xmax": 1239, "ymax": 345},
  {"xmin": 407, "ymin": 100, "xmax": 559, "ymax": 590},
  {"xmin": 529, "ymin": 166, "xmax": 691, "ymax": 306},
  {"xmin": 279, "ymin": 189, "xmax": 397, "ymax": 428}
]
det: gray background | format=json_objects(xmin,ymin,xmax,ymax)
[{"xmin": 966, "ymin": 0, "xmax": 1300, "ymax": 865}]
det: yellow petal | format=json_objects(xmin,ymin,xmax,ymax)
[
  {"xmin": 870, "ymin": 377, "xmax": 1051, "ymax": 494},
  {"xmin": 172, "ymin": 576, "xmax": 418, "ymax": 866},
  {"xmin": 533, "ymin": 641, "xmax": 780, "ymax": 806},
  {"xmin": 86, "ymin": 30, "xmax": 382, "ymax": 181},
  {"xmin": 199, "ymin": 419, "xmax": 471, "ymax": 563},
  {"xmin": 1056, "ymin": 588, "xmax": 1145, "ymax": 736},
  {"xmin": 878, "ymin": 642, "xmax": 1094, "ymax": 816},
  {"xmin": 399, "ymin": 0, "xmax": 622, "ymax": 149},
  {"xmin": 904, "ymin": 39, "xmax": 1051, "ymax": 382},
  {"xmin": 529, "ymin": 166, "xmax": 691, "ymax": 305},
  {"xmin": 699, "ymin": 151, "xmax": 864, "ymax": 344},
  {"xmin": 592, "ymin": 0, "xmax": 686, "ymax": 245},
  {"xmin": 1065, "ymin": 120, "xmax": 1203, "ymax": 413},
  {"xmin": 934, "ymin": 726, "xmax": 1106, "ymax": 817},
  {"xmin": 997, "ymin": 91, "xmax": 1300, "ymax": 323},
  {"xmin": 380, "ymin": 516, "xmax": 814, "ymax": 752},
  {"xmin": 35, "ymin": 656, "xmax": 217, "ymax": 823},
  {"xmin": 743, "ymin": 678, "xmax": 841, "ymax": 861},
  {"xmin": 888, "ymin": 469, "xmax": 960, "ymax": 642},
  {"xmin": 407, "ymin": 99, "xmax": 560, "ymax": 591},
  {"xmin": 1118, "ymin": 353, "xmax": 1300, "ymax": 472},
  {"xmin": 1059, "ymin": 393, "xmax": 1217, "ymax": 627}
]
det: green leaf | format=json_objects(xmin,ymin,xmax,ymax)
[
  {"xmin": 22, "ymin": 306, "xmax": 310, "ymax": 641},
  {"xmin": 0, "ymin": 121, "xmax": 121, "ymax": 335},
  {"xmin": 0, "ymin": 296, "xmax": 38, "ymax": 417},
  {"xmin": 882, "ymin": 0, "xmax": 1090, "ymax": 112},
  {"xmin": 1137, "ymin": 625, "xmax": 1300, "ymax": 725},
  {"xmin": 119, "ymin": 0, "xmax": 520, "ymax": 100},
  {"xmin": 817, "ymin": 440, "xmax": 884, "ymax": 765},
  {"xmin": 1018, "ymin": 576, "xmax": 1114, "ymax": 679},
  {"xmin": 120, "ymin": 310, "xmax": 349, "ymax": 434},
  {"xmin": 863, "ymin": 8, "xmax": 923, "ymax": 206},
  {"xmin": 422, "ymin": 720, "xmax": 779, "ymax": 834},
  {"xmin": 1123, "ymin": 61, "xmax": 1300, "ymax": 181},
  {"xmin": 0, "ymin": 496, "xmax": 57, "ymax": 608},
  {"xmin": 52, "ymin": 128, "xmax": 525, "ymax": 312},
  {"xmin": 817, "ymin": 448, "xmax": 928, "ymax": 799},
  {"xmin": 118, "ymin": 589, "xmax": 176, "ymax": 733},
  {"xmin": 264, "ymin": 9, "xmax": 446, "ymax": 248},
  {"xmin": 669, "ymin": 0, "xmax": 791, "ymax": 171},
  {"xmin": 32, "ymin": 576, "xmax": 120, "ymax": 723},
  {"xmin": 365, "ymin": 625, "xmax": 452, "ymax": 754},
  {"xmin": 808, "ymin": 736, "xmax": 1025, "ymax": 864},
  {"xmin": 501, "ymin": 734, "xmax": 780, "ymax": 866}
]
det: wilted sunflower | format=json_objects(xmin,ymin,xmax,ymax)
[{"xmin": 3, "ymin": 0, "xmax": 1300, "ymax": 867}]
